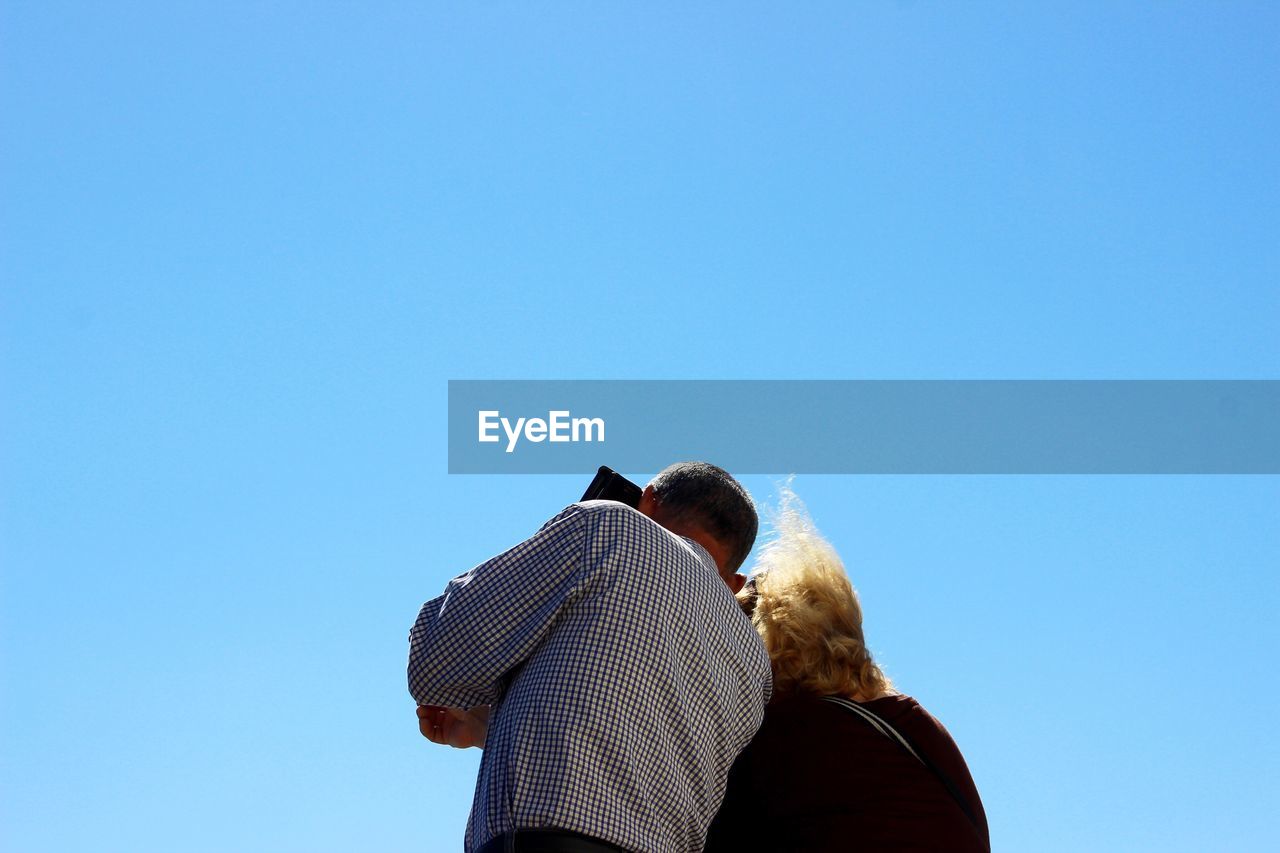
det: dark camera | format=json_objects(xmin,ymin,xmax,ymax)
[{"xmin": 580, "ymin": 466, "xmax": 642, "ymax": 509}]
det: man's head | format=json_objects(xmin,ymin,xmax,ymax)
[{"xmin": 637, "ymin": 462, "xmax": 758, "ymax": 590}]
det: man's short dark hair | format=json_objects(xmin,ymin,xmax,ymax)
[{"xmin": 648, "ymin": 462, "xmax": 758, "ymax": 573}]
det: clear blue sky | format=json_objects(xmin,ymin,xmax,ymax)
[{"xmin": 2, "ymin": 3, "xmax": 1277, "ymax": 851}]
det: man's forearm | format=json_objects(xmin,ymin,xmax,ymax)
[{"xmin": 407, "ymin": 593, "xmax": 499, "ymax": 707}]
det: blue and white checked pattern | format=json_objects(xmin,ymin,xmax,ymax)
[{"xmin": 408, "ymin": 501, "xmax": 772, "ymax": 853}]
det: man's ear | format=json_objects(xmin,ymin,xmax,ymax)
[
  {"xmin": 637, "ymin": 485, "xmax": 659, "ymax": 519},
  {"xmin": 724, "ymin": 572, "xmax": 747, "ymax": 595}
]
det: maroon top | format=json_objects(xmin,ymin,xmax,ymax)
[{"xmin": 705, "ymin": 693, "xmax": 989, "ymax": 852}]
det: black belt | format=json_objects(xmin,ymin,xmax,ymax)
[{"xmin": 475, "ymin": 829, "xmax": 629, "ymax": 853}]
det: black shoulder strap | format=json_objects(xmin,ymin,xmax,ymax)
[{"xmin": 821, "ymin": 696, "xmax": 989, "ymax": 852}]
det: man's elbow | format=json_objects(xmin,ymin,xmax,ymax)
[
  {"xmin": 407, "ymin": 600, "xmax": 444, "ymax": 703},
  {"xmin": 406, "ymin": 634, "xmax": 444, "ymax": 704},
  {"xmin": 405, "ymin": 599, "xmax": 496, "ymax": 706}
]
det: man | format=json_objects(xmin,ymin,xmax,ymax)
[{"xmin": 407, "ymin": 462, "xmax": 772, "ymax": 853}]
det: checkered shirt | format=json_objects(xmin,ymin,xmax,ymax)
[{"xmin": 408, "ymin": 501, "xmax": 772, "ymax": 853}]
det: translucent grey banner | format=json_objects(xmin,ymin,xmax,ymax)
[{"xmin": 447, "ymin": 381, "xmax": 1280, "ymax": 474}]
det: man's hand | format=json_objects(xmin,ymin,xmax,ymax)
[{"xmin": 416, "ymin": 704, "xmax": 490, "ymax": 749}]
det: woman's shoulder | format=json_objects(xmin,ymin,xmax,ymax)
[
  {"xmin": 766, "ymin": 690, "xmax": 921, "ymax": 717},
  {"xmin": 760, "ymin": 692, "xmax": 961, "ymax": 755},
  {"xmin": 757, "ymin": 692, "xmax": 917, "ymax": 738},
  {"xmin": 861, "ymin": 693, "xmax": 960, "ymax": 742}
]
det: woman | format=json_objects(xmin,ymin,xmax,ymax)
[{"xmin": 704, "ymin": 493, "xmax": 990, "ymax": 852}]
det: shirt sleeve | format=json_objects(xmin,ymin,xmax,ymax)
[{"xmin": 407, "ymin": 504, "xmax": 595, "ymax": 708}]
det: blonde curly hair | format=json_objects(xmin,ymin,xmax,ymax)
[{"xmin": 738, "ymin": 488, "xmax": 893, "ymax": 701}]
